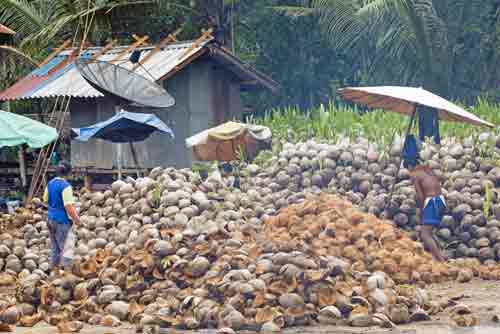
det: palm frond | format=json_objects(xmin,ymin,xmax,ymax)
[
  {"xmin": 0, "ymin": 0, "xmax": 45, "ymax": 36},
  {"xmin": 0, "ymin": 45, "xmax": 38, "ymax": 65},
  {"xmin": 269, "ymin": 6, "xmax": 317, "ymax": 18}
]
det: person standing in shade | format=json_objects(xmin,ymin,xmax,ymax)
[
  {"xmin": 402, "ymin": 134, "xmax": 446, "ymax": 262},
  {"xmin": 405, "ymin": 159, "xmax": 447, "ymax": 262},
  {"xmin": 43, "ymin": 161, "xmax": 80, "ymax": 276}
]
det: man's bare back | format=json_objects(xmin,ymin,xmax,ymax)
[
  {"xmin": 410, "ymin": 166, "xmax": 441, "ymax": 207},
  {"xmin": 409, "ymin": 164, "xmax": 446, "ymax": 262}
]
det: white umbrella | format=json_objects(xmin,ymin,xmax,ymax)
[
  {"xmin": 339, "ymin": 86, "xmax": 494, "ymax": 128},
  {"xmin": 338, "ymin": 86, "xmax": 495, "ymax": 209}
]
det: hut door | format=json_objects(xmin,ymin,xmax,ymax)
[{"xmin": 213, "ymin": 67, "xmax": 229, "ymax": 125}]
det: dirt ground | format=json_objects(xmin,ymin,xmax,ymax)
[{"xmin": 8, "ymin": 279, "xmax": 500, "ymax": 334}]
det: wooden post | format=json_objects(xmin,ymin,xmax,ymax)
[
  {"xmin": 113, "ymin": 106, "xmax": 123, "ymax": 180},
  {"xmin": 38, "ymin": 39, "xmax": 72, "ymax": 67},
  {"xmin": 84, "ymin": 172, "xmax": 93, "ymax": 192},
  {"xmin": 129, "ymin": 142, "xmax": 140, "ymax": 178},
  {"xmin": 18, "ymin": 145, "xmax": 27, "ymax": 196}
]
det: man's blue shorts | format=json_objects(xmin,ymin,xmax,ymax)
[{"xmin": 422, "ymin": 195, "xmax": 446, "ymax": 227}]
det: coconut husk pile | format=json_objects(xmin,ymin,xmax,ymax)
[
  {"xmin": 0, "ymin": 190, "xmax": 499, "ymax": 331},
  {"xmin": 0, "ymin": 205, "xmax": 44, "ymax": 234},
  {"xmin": 271, "ymin": 135, "xmax": 500, "ymax": 263},
  {"xmin": 1, "ymin": 134, "xmax": 500, "ymax": 331}
]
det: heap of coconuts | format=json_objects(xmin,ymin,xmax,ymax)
[{"xmin": 0, "ymin": 133, "xmax": 500, "ymax": 332}]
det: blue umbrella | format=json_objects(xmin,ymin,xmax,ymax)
[
  {"xmin": 72, "ymin": 110, "xmax": 174, "ymax": 178},
  {"xmin": 72, "ymin": 110, "xmax": 174, "ymax": 143}
]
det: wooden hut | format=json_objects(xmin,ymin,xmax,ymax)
[{"xmin": 0, "ymin": 35, "xmax": 279, "ymax": 173}]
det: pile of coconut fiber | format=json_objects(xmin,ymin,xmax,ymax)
[{"xmin": 1, "ymin": 191, "xmax": 498, "ymax": 332}]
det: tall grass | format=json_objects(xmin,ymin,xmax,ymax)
[{"xmin": 248, "ymin": 98, "xmax": 500, "ymax": 145}]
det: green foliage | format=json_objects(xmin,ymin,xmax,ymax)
[
  {"xmin": 252, "ymin": 98, "xmax": 500, "ymax": 145},
  {"xmin": 152, "ymin": 183, "xmax": 161, "ymax": 209},
  {"xmin": 3, "ymin": 0, "xmax": 500, "ymax": 115},
  {"xmin": 237, "ymin": 0, "xmax": 359, "ymax": 111}
]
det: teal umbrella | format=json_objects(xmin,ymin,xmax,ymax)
[{"xmin": 0, "ymin": 110, "xmax": 58, "ymax": 148}]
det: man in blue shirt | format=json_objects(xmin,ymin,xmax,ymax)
[{"xmin": 43, "ymin": 161, "xmax": 80, "ymax": 276}]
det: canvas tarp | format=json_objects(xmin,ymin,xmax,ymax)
[
  {"xmin": 186, "ymin": 121, "xmax": 272, "ymax": 161},
  {"xmin": 0, "ymin": 110, "xmax": 58, "ymax": 148}
]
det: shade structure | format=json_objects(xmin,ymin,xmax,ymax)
[
  {"xmin": 339, "ymin": 86, "xmax": 494, "ymax": 128},
  {"xmin": 0, "ymin": 110, "xmax": 58, "ymax": 148},
  {"xmin": 186, "ymin": 121, "xmax": 272, "ymax": 162},
  {"xmin": 72, "ymin": 110, "xmax": 174, "ymax": 143}
]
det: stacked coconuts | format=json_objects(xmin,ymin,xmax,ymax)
[
  {"xmin": 1, "ymin": 189, "xmax": 494, "ymax": 332},
  {"xmin": 0, "ymin": 206, "xmax": 44, "ymax": 233},
  {"xmin": 269, "ymin": 134, "xmax": 500, "ymax": 263},
  {"xmin": 1, "ymin": 134, "xmax": 500, "ymax": 331}
]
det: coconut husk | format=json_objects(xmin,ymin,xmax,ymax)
[{"xmin": 19, "ymin": 313, "xmax": 42, "ymax": 327}]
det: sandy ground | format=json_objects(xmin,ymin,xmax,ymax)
[{"xmin": 7, "ymin": 279, "xmax": 500, "ymax": 334}]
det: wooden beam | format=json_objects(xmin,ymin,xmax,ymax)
[
  {"xmin": 131, "ymin": 28, "xmax": 182, "ymax": 71},
  {"xmin": 38, "ymin": 39, "xmax": 72, "ymax": 67},
  {"xmin": 177, "ymin": 28, "xmax": 214, "ymax": 61},
  {"xmin": 132, "ymin": 33, "xmax": 149, "ymax": 45},
  {"xmin": 110, "ymin": 35, "xmax": 149, "ymax": 64},
  {"xmin": 48, "ymin": 45, "xmax": 85, "ymax": 75},
  {"xmin": 91, "ymin": 39, "xmax": 116, "ymax": 61}
]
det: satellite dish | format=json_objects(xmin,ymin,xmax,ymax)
[{"xmin": 75, "ymin": 58, "xmax": 175, "ymax": 108}]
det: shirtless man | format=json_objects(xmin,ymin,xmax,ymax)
[{"xmin": 405, "ymin": 160, "xmax": 446, "ymax": 262}]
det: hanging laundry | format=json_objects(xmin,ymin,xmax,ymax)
[
  {"xmin": 402, "ymin": 134, "xmax": 420, "ymax": 168},
  {"xmin": 418, "ymin": 106, "xmax": 440, "ymax": 144}
]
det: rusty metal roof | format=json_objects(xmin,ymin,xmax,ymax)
[
  {"xmin": 0, "ymin": 40, "xmax": 279, "ymax": 101},
  {"xmin": 0, "ymin": 24, "xmax": 15, "ymax": 35}
]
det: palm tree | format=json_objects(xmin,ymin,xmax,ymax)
[
  {"xmin": 0, "ymin": 0, "xmax": 184, "ymax": 93},
  {"xmin": 310, "ymin": 0, "xmax": 453, "ymax": 96}
]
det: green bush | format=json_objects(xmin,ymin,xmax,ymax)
[{"xmin": 249, "ymin": 98, "xmax": 500, "ymax": 145}]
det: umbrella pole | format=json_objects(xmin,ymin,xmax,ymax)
[
  {"xmin": 129, "ymin": 142, "xmax": 141, "ymax": 178},
  {"xmin": 386, "ymin": 107, "xmax": 417, "ymax": 210},
  {"xmin": 117, "ymin": 144, "xmax": 123, "ymax": 180},
  {"xmin": 114, "ymin": 105, "xmax": 123, "ymax": 180}
]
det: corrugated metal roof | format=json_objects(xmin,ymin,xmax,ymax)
[
  {"xmin": 0, "ymin": 24, "xmax": 15, "ymax": 35},
  {"xmin": 0, "ymin": 41, "xmax": 207, "ymax": 101},
  {"xmin": 0, "ymin": 39, "xmax": 280, "ymax": 101}
]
